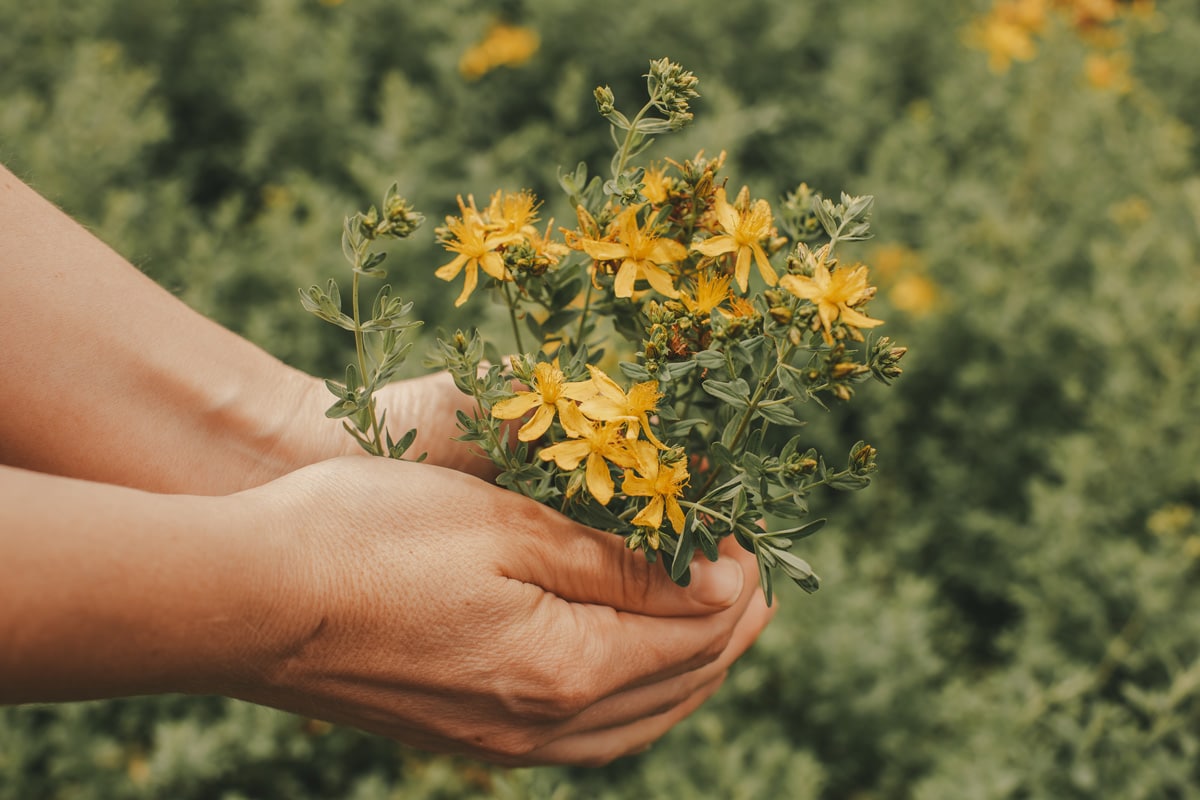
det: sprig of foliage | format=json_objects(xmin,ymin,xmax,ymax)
[{"xmin": 300, "ymin": 185, "xmax": 425, "ymax": 459}]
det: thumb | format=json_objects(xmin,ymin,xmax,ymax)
[{"xmin": 503, "ymin": 513, "xmax": 750, "ymax": 616}]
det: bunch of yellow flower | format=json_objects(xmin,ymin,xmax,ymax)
[{"xmin": 318, "ymin": 59, "xmax": 906, "ymax": 603}]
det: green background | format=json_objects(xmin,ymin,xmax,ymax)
[{"xmin": 2, "ymin": 1, "xmax": 1199, "ymax": 797}]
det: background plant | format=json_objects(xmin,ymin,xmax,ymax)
[{"xmin": 2, "ymin": 1, "xmax": 1198, "ymax": 798}]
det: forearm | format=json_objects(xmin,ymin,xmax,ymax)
[
  {"xmin": 0, "ymin": 464, "xmax": 296, "ymax": 704},
  {"xmin": 0, "ymin": 163, "xmax": 351, "ymax": 493}
]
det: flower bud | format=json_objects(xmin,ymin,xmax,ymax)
[{"xmin": 594, "ymin": 85, "xmax": 616, "ymax": 116}]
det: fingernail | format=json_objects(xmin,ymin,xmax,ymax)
[{"xmin": 689, "ymin": 559, "xmax": 744, "ymax": 607}]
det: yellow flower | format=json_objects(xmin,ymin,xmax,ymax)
[
  {"xmin": 692, "ymin": 187, "xmax": 779, "ymax": 293},
  {"xmin": 726, "ymin": 295, "xmax": 758, "ymax": 319},
  {"xmin": 641, "ymin": 162, "xmax": 672, "ymax": 205},
  {"xmin": 890, "ymin": 274, "xmax": 939, "ymax": 317},
  {"xmin": 622, "ymin": 440, "xmax": 690, "ymax": 534},
  {"xmin": 577, "ymin": 206, "xmax": 687, "ymax": 298},
  {"xmin": 577, "ymin": 365, "xmax": 667, "ymax": 449},
  {"xmin": 491, "ymin": 361, "xmax": 595, "ymax": 442},
  {"xmin": 1085, "ymin": 51, "xmax": 1133, "ymax": 93},
  {"xmin": 459, "ymin": 23, "xmax": 540, "ymax": 80},
  {"xmin": 779, "ymin": 262, "xmax": 884, "ymax": 344},
  {"xmin": 969, "ymin": 0, "xmax": 1045, "ymax": 72},
  {"xmin": 486, "ymin": 189, "xmax": 540, "ymax": 239},
  {"xmin": 538, "ymin": 405, "xmax": 638, "ymax": 505},
  {"xmin": 680, "ymin": 271, "xmax": 733, "ymax": 317},
  {"xmin": 435, "ymin": 196, "xmax": 520, "ymax": 307}
]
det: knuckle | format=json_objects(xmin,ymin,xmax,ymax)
[
  {"xmin": 618, "ymin": 552, "xmax": 658, "ymax": 609},
  {"xmin": 482, "ymin": 729, "xmax": 541, "ymax": 761},
  {"xmin": 697, "ymin": 628, "xmax": 732, "ymax": 664},
  {"xmin": 497, "ymin": 655, "xmax": 597, "ymax": 722}
]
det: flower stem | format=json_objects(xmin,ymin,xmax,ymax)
[
  {"xmin": 503, "ymin": 281, "xmax": 527, "ymax": 354},
  {"xmin": 612, "ymin": 97, "xmax": 658, "ymax": 178},
  {"xmin": 351, "ymin": 252, "xmax": 384, "ymax": 456},
  {"xmin": 574, "ymin": 279, "xmax": 594, "ymax": 348},
  {"xmin": 696, "ymin": 339, "xmax": 798, "ymax": 498}
]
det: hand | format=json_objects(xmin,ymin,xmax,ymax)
[
  {"xmin": 224, "ymin": 456, "xmax": 775, "ymax": 766},
  {"xmin": 312, "ymin": 370, "xmax": 503, "ymax": 479}
]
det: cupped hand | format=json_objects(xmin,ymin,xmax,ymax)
[
  {"xmin": 298, "ymin": 370, "xmax": 500, "ymax": 480},
  {"xmin": 224, "ymin": 456, "xmax": 774, "ymax": 766}
]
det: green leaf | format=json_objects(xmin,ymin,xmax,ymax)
[
  {"xmin": 769, "ymin": 517, "xmax": 827, "ymax": 541},
  {"xmin": 757, "ymin": 401, "xmax": 802, "ymax": 426},
  {"xmin": 694, "ymin": 349, "xmax": 726, "ymax": 370},
  {"xmin": 773, "ymin": 548, "xmax": 820, "ymax": 593},
  {"xmin": 664, "ymin": 360, "xmax": 697, "ymax": 380},
  {"xmin": 702, "ymin": 378, "xmax": 750, "ymax": 407},
  {"xmin": 619, "ymin": 361, "xmax": 653, "ymax": 381},
  {"xmin": 670, "ymin": 524, "xmax": 696, "ymax": 582}
]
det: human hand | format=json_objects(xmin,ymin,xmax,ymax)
[
  {"xmin": 221, "ymin": 456, "xmax": 775, "ymax": 766},
  {"xmin": 294, "ymin": 370, "xmax": 500, "ymax": 480}
]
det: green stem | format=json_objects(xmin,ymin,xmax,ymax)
[
  {"xmin": 696, "ymin": 340, "xmax": 798, "ymax": 498},
  {"xmin": 351, "ymin": 260, "xmax": 384, "ymax": 456},
  {"xmin": 574, "ymin": 280, "xmax": 594, "ymax": 348},
  {"xmin": 503, "ymin": 282, "xmax": 527, "ymax": 354},
  {"xmin": 612, "ymin": 98, "xmax": 658, "ymax": 178}
]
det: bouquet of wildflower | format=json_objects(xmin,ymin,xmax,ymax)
[{"xmin": 303, "ymin": 59, "xmax": 905, "ymax": 603}]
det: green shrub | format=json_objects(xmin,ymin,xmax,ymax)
[{"xmin": 2, "ymin": 1, "xmax": 1198, "ymax": 797}]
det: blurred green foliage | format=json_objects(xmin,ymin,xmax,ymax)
[{"xmin": 2, "ymin": 0, "xmax": 1199, "ymax": 797}]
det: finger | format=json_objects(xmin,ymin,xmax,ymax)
[
  {"xmin": 523, "ymin": 672, "xmax": 727, "ymax": 767},
  {"xmin": 547, "ymin": 583, "xmax": 775, "ymax": 739},
  {"xmin": 504, "ymin": 509, "xmax": 756, "ymax": 615}
]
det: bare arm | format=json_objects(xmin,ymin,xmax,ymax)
[
  {"xmin": 0, "ymin": 163, "xmax": 481, "ymax": 494},
  {"xmin": 0, "ymin": 458, "xmax": 773, "ymax": 766}
]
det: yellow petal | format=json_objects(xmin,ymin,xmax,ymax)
[
  {"xmin": 435, "ymin": 253, "xmax": 467, "ymax": 280},
  {"xmin": 586, "ymin": 365, "xmax": 626, "ymax": 403},
  {"xmin": 491, "ymin": 391, "xmax": 541, "ymax": 420},
  {"xmin": 734, "ymin": 247, "xmax": 751, "ymax": 293},
  {"xmin": 620, "ymin": 470, "xmax": 655, "ymax": 498},
  {"xmin": 641, "ymin": 263, "xmax": 680, "ymax": 299},
  {"xmin": 839, "ymin": 305, "xmax": 885, "ymax": 329},
  {"xmin": 779, "ymin": 273, "xmax": 820, "ymax": 300},
  {"xmin": 632, "ymin": 496, "xmax": 665, "ymax": 530},
  {"xmin": 585, "ymin": 452, "xmax": 615, "ymax": 505},
  {"xmin": 665, "ymin": 496, "xmax": 686, "ymax": 534},
  {"xmin": 582, "ymin": 240, "xmax": 629, "ymax": 261},
  {"xmin": 578, "ymin": 396, "xmax": 628, "ymax": 422},
  {"xmin": 636, "ymin": 412, "xmax": 668, "ymax": 450},
  {"xmin": 517, "ymin": 403, "xmax": 556, "ymax": 441},
  {"xmin": 555, "ymin": 401, "xmax": 593, "ymax": 439},
  {"xmin": 649, "ymin": 238, "xmax": 688, "ymax": 264},
  {"xmin": 629, "ymin": 440, "xmax": 660, "ymax": 477},
  {"xmin": 693, "ymin": 235, "xmax": 737, "ymax": 258},
  {"xmin": 479, "ymin": 250, "xmax": 509, "ymax": 281},
  {"xmin": 613, "ymin": 260, "xmax": 638, "ymax": 298},
  {"xmin": 752, "ymin": 243, "xmax": 779, "ymax": 286},
  {"xmin": 453, "ymin": 263, "xmax": 478, "ymax": 307},
  {"xmin": 538, "ymin": 439, "xmax": 590, "ymax": 470},
  {"xmin": 715, "ymin": 188, "xmax": 739, "ymax": 232}
]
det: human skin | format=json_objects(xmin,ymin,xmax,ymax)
[
  {"xmin": 0, "ymin": 162, "xmax": 483, "ymax": 494},
  {"xmin": 0, "ymin": 163, "xmax": 776, "ymax": 765}
]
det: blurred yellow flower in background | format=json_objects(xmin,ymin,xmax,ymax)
[
  {"xmin": 459, "ymin": 22, "xmax": 540, "ymax": 80},
  {"xmin": 1085, "ymin": 50, "xmax": 1133, "ymax": 92}
]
